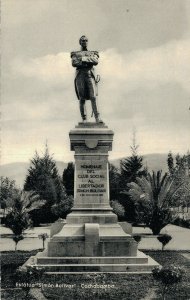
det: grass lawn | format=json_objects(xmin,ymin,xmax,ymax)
[{"xmin": 1, "ymin": 250, "xmax": 190, "ymax": 300}]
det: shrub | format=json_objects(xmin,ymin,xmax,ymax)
[
  {"xmin": 133, "ymin": 235, "xmax": 142, "ymax": 244},
  {"xmin": 152, "ymin": 265, "xmax": 184, "ymax": 300},
  {"xmin": 51, "ymin": 195, "xmax": 74, "ymax": 219},
  {"xmin": 152, "ymin": 265, "xmax": 184, "ymax": 284},
  {"xmin": 5, "ymin": 212, "xmax": 32, "ymax": 250},
  {"xmin": 29, "ymin": 208, "xmax": 57, "ymax": 226},
  {"xmin": 17, "ymin": 265, "xmax": 45, "ymax": 281},
  {"xmin": 16, "ymin": 265, "xmax": 45, "ymax": 297},
  {"xmin": 157, "ymin": 234, "xmax": 172, "ymax": 250}
]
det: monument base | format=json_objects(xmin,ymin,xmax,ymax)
[
  {"xmin": 23, "ymin": 218, "xmax": 159, "ymax": 274},
  {"xmin": 24, "ymin": 249, "xmax": 159, "ymax": 274},
  {"xmin": 22, "ymin": 123, "xmax": 159, "ymax": 273}
]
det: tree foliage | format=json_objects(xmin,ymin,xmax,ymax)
[
  {"xmin": 157, "ymin": 234, "xmax": 172, "ymax": 250},
  {"xmin": 120, "ymin": 155, "xmax": 145, "ymax": 185},
  {"xmin": 167, "ymin": 152, "xmax": 190, "ymax": 212},
  {"xmin": 119, "ymin": 132, "xmax": 147, "ymax": 222},
  {"xmin": 110, "ymin": 200, "xmax": 125, "ymax": 220},
  {"xmin": 167, "ymin": 152, "xmax": 175, "ymax": 176},
  {"xmin": 62, "ymin": 162, "xmax": 74, "ymax": 196},
  {"xmin": 4, "ymin": 191, "xmax": 45, "ymax": 250},
  {"xmin": 24, "ymin": 146, "xmax": 64, "ymax": 204},
  {"xmin": 127, "ymin": 171, "xmax": 184, "ymax": 234},
  {"xmin": 51, "ymin": 193, "xmax": 74, "ymax": 219},
  {"xmin": 24, "ymin": 145, "xmax": 70, "ymax": 223},
  {"xmin": 0, "ymin": 177, "xmax": 19, "ymax": 212},
  {"xmin": 120, "ymin": 140, "xmax": 147, "ymax": 188},
  {"xmin": 152, "ymin": 265, "xmax": 184, "ymax": 300},
  {"xmin": 133, "ymin": 235, "xmax": 142, "ymax": 244},
  {"xmin": 109, "ymin": 163, "xmax": 120, "ymax": 200}
]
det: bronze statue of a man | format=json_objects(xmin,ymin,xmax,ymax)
[{"xmin": 71, "ymin": 36, "xmax": 102, "ymax": 123}]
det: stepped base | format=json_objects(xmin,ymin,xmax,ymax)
[
  {"xmin": 47, "ymin": 222, "xmax": 137, "ymax": 257},
  {"xmin": 23, "ymin": 250, "xmax": 159, "ymax": 274},
  {"xmin": 22, "ymin": 219, "xmax": 160, "ymax": 274}
]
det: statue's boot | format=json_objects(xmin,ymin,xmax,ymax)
[
  {"xmin": 91, "ymin": 98, "xmax": 103, "ymax": 123},
  {"xmin": 95, "ymin": 114, "xmax": 103, "ymax": 123},
  {"xmin": 80, "ymin": 99, "xmax": 87, "ymax": 122}
]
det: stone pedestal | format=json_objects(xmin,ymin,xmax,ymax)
[{"xmin": 24, "ymin": 122, "xmax": 159, "ymax": 273}]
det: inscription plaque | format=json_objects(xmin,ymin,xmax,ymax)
[{"xmin": 75, "ymin": 159, "xmax": 108, "ymax": 203}]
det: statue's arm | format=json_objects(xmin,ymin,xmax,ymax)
[
  {"xmin": 82, "ymin": 52, "xmax": 99, "ymax": 66},
  {"xmin": 71, "ymin": 53, "xmax": 82, "ymax": 67}
]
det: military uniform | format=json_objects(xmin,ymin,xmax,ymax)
[{"xmin": 71, "ymin": 50, "xmax": 100, "ymax": 121}]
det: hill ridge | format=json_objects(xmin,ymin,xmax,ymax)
[{"xmin": 1, "ymin": 153, "xmax": 168, "ymax": 188}]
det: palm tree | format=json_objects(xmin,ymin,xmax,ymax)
[
  {"xmin": 127, "ymin": 171, "xmax": 185, "ymax": 234},
  {"xmin": 5, "ymin": 191, "xmax": 45, "ymax": 250}
]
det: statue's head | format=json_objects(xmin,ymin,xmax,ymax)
[{"xmin": 79, "ymin": 35, "xmax": 88, "ymax": 49}]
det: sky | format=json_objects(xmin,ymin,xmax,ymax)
[{"xmin": 1, "ymin": 0, "xmax": 190, "ymax": 165}]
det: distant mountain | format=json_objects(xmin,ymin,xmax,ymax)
[
  {"xmin": 1, "ymin": 162, "xmax": 30, "ymax": 188},
  {"xmin": 1, "ymin": 153, "xmax": 168, "ymax": 188},
  {"xmin": 112, "ymin": 153, "xmax": 168, "ymax": 173},
  {"xmin": 143, "ymin": 153, "xmax": 168, "ymax": 173}
]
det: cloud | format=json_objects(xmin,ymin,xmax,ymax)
[
  {"xmin": 3, "ymin": 38, "xmax": 190, "ymax": 164},
  {"xmin": 12, "ymin": 38, "xmax": 190, "ymax": 93},
  {"xmin": 11, "ymin": 52, "xmax": 72, "ymax": 85},
  {"xmin": 8, "ymin": 38, "xmax": 190, "ymax": 127},
  {"xmin": 99, "ymin": 39, "xmax": 190, "ymax": 93},
  {"xmin": 2, "ymin": 0, "xmax": 59, "ymax": 27}
]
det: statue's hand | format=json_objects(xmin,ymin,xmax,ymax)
[
  {"xmin": 71, "ymin": 55, "xmax": 82, "ymax": 67},
  {"xmin": 82, "ymin": 56, "xmax": 88, "ymax": 62},
  {"xmin": 82, "ymin": 53, "xmax": 98, "ymax": 65}
]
